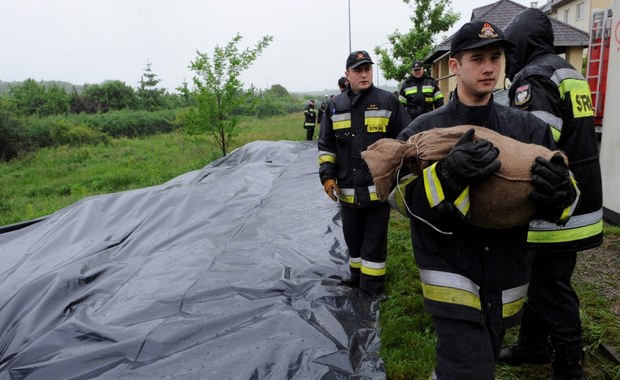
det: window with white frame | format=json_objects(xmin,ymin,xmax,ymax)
[
  {"xmin": 576, "ymin": 2, "xmax": 585, "ymax": 21},
  {"xmin": 564, "ymin": 8, "xmax": 570, "ymax": 23}
]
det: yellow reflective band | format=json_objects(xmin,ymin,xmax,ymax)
[
  {"xmin": 503, "ymin": 297, "xmax": 526, "ymax": 318},
  {"xmin": 423, "ymin": 162, "xmax": 445, "ymax": 207},
  {"xmin": 318, "ymin": 151, "xmax": 336, "ymax": 165},
  {"xmin": 558, "ymin": 79, "xmax": 594, "ymax": 118},
  {"xmin": 361, "ymin": 266, "xmax": 386, "ymax": 276},
  {"xmin": 361, "ymin": 260, "xmax": 386, "ymax": 277},
  {"xmin": 404, "ymin": 86, "xmax": 418, "ymax": 95},
  {"xmin": 366, "ymin": 117, "xmax": 388, "ymax": 133},
  {"xmin": 421, "ymin": 283, "xmax": 482, "ymax": 310},
  {"xmin": 389, "ymin": 174, "xmax": 417, "ymax": 217},
  {"xmin": 370, "ymin": 191, "xmax": 380, "ymax": 201},
  {"xmin": 433, "ymin": 93, "xmax": 444, "ymax": 101},
  {"xmin": 349, "ymin": 257, "xmax": 362, "ymax": 269},
  {"xmin": 453, "ymin": 186, "xmax": 470, "ymax": 216},
  {"xmin": 528, "ymin": 220, "xmax": 604, "ymax": 243},
  {"xmin": 558, "ymin": 176, "xmax": 580, "ymax": 224},
  {"xmin": 422, "ymin": 86, "xmax": 434, "ymax": 93},
  {"xmin": 333, "ymin": 120, "xmax": 351, "ymax": 130},
  {"xmin": 502, "ymin": 283, "xmax": 528, "ymax": 317}
]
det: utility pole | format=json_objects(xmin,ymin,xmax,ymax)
[{"xmin": 348, "ymin": 0, "xmax": 352, "ymax": 53}]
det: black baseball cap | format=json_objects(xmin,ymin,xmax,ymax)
[
  {"xmin": 450, "ymin": 20, "xmax": 515, "ymax": 57},
  {"xmin": 412, "ymin": 61, "xmax": 423, "ymax": 70},
  {"xmin": 346, "ymin": 50, "xmax": 374, "ymax": 69}
]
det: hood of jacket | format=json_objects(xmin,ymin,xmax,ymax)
[{"xmin": 504, "ymin": 8, "xmax": 555, "ymax": 81}]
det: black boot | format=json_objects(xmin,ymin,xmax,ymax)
[
  {"xmin": 340, "ymin": 268, "xmax": 360, "ymax": 287},
  {"xmin": 498, "ymin": 317, "xmax": 551, "ymax": 365},
  {"xmin": 549, "ymin": 342, "xmax": 586, "ymax": 380}
]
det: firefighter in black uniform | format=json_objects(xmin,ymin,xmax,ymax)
[
  {"xmin": 393, "ymin": 20, "xmax": 579, "ymax": 379},
  {"xmin": 398, "ymin": 60, "xmax": 444, "ymax": 121},
  {"xmin": 318, "ymin": 50, "xmax": 409, "ymax": 295},
  {"xmin": 499, "ymin": 9, "xmax": 603, "ymax": 379},
  {"xmin": 338, "ymin": 76, "xmax": 349, "ymax": 93},
  {"xmin": 303, "ymin": 99, "xmax": 317, "ymax": 141}
]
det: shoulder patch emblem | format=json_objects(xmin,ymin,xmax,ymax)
[{"xmin": 515, "ymin": 84, "xmax": 531, "ymax": 106}]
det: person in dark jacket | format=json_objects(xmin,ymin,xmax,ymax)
[
  {"xmin": 338, "ymin": 76, "xmax": 349, "ymax": 93},
  {"xmin": 317, "ymin": 101, "xmax": 326, "ymax": 126},
  {"xmin": 398, "ymin": 60, "xmax": 444, "ymax": 121},
  {"xmin": 393, "ymin": 20, "xmax": 579, "ymax": 379},
  {"xmin": 499, "ymin": 8, "xmax": 603, "ymax": 380},
  {"xmin": 318, "ymin": 50, "xmax": 409, "ymax": 295},
  {"xmin": 303, "ymin": 99, "xmax": 317, "ymax": 141}
]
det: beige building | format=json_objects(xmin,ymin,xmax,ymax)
[{"xmin": 542, "ymin": 0, "xmax": 613, "ymax": 32}]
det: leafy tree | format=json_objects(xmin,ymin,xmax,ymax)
[
  {"xmin": 374, "ymin": 0, "xmax": 459, "ymax": 82},
  {"xmin": 175, "ymin": 79, "xmax": 194, "ymax": 107},
  {"xmin": 79, "ymin": 81, "xmax": 137, "ymax": 113},
  {"xmin": 8, "ymin": 79, "xmax": 70, "ymax": 116},
  {"xmin": 185, "ymin": 33, "xmax": 273, "ymax": 155},
  {"xmin": 137, "ymin": 62, "xmax": 166, "ymax": 111},
  {"xmin": 265, "ymin": 84, "xmax": 289, "ymax": 97},
  {"xmin": 0, "ymin": 98, "xmax": 24, "ymax": 160}
]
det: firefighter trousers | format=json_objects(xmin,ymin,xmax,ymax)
[
  {"xmin": 432, "ymin": 315, "xmax": 504, "ymax": 379},
  {"xmin": 340, "ymin": 203, "xmax": 390, "ymax": 293},
  {"xmin": 519, "ymin": 250, "xmax": 582, "ymax": 349}
]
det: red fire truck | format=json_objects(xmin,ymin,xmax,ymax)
[{"xmin": 586, "ymin": 8, "xmax": 613, "ymax": 135}]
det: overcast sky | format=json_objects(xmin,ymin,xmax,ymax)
[{"xmin": 1, "ymin": 0, "xmax": 537, "ymax": 93}]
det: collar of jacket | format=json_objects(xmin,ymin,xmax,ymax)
[
  {"xmin": 348, "ymin": 84, "xmax": 374, "ymax": 106},
  {"xmin": 449, "ymin": 90, "xmax": 495, "ymax": 127}
]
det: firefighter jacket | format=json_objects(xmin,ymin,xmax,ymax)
[
  {"xmin": 505, "ymin": 7, "xmax": 603, "ymax": 253},
  {"xmin": 318, "ymin": 85, "xmax": 409, "ymax": 207},
  {"xmin": 398, "ymin": 75, "xmax": 444, "ymax": 120},
  {"xmin": 304, "ymin": 104, "xmax": 316, "ymax": 128},
  {"xmin": 394, "ymin": 92, "xmax": 578, "ymax": 326}
]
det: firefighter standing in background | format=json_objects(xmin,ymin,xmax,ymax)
[
  {"xmin": 317, "ymin": 101, "xmax": 326, "ymax": 126},
  {"xmin": 303, "ymin": 99, "xmax": 317, "ymax": 141},
  {"xmin": 318, "ymin": 50, "xmax": 409, "ymax": 295},
  {"xmin": 394, "ymin": 20, "xmax": 579, "ymax": 378},
  {"xmin": 338, "ymin": 76, "xmax": 349, "ymax": 93},
  {"xmin": 499, "ymin": 9, "xmax": 603, "ymax": 380},
  {"xmin": 399, "ymin": 60, "xmax": 444, "ymax": 121}
]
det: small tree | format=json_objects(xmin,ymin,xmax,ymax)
[
  {"xmin": 137, "ymin": 62, "xmax": 166, "ymax": 111},
  {"xmin": 185, "ymin": 33, "xmax": 273, "ymax": 155},
  {"xmin": 374, "ymin": 0, "xmax": 459, "ymax": 82}
]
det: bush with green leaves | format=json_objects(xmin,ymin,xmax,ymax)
[{"xmin": 49, "ymin": 119, "xmax": 110, "ymax": 146}]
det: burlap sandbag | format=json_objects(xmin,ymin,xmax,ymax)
[{"xmin": 361, "ymin": 125, "xmax": 568, "ymax": 229}]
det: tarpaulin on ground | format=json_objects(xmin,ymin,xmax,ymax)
[{"xmin": 0, "ymin": 141, "xmax": 385, "ymax": 380}]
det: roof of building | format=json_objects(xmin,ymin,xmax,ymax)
[{"xmin": 424, "ymin": 0, "xmax": 590, "ymax": 63}]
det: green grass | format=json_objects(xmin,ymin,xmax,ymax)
[
  {"xmin": 0, "ymin": 113, "xmax": 305, "ymax": 226},
  {"xmin": 1, "ymin": 112, "xmax": 618, "ymax": 379}
]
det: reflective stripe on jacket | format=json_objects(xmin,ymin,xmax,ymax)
[{"xmin": 317, "ymin": 85, "xmax": 410, "ymax": 207}]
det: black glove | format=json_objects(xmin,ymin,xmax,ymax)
[
  {"xmin": 530, "ymin": 155, "xmax": 577, "ymax": 219},
  {"xmin": 438, "ymin": 128, "xmax": 501, "ymax": 195}
]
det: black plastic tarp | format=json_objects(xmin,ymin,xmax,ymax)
[{"xmin": 0, "ymin": 141, "xmax": 385, "ymax": 380}]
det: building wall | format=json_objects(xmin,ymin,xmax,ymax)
[
  {"xmin": 547, "ymin": 0, "xmax": 612, "ymax": 32},
  {"xmin": 555, "ymin": 0, "xmax": 592, "ymax": 31}
]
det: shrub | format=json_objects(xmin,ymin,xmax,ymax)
[{"xmin": 49, "ymin": 119, "xmax": 110, "ymax": 146}]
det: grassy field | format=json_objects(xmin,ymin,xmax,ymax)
[{"xmin": 1, "ymin": 112, "xmax": 618, "ymax": 379}]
